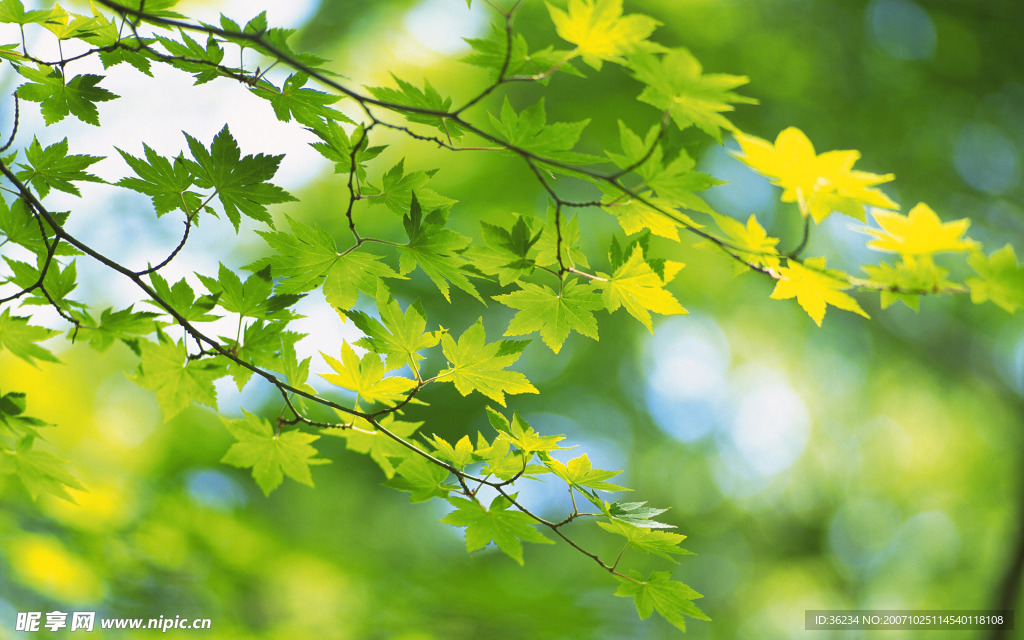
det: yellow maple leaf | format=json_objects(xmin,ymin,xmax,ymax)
[
  {"xmin": 598, "ymin": 246, "xmax": 686, "ymax": 331},
  {"xmin": 770, "ymin": 257, "xmax": 869, "ymax": 326},
  {"xmin": 734, "ymin": 127, "xmax": 896, "ymax": 223},
  {"xmin": 708, "ymin": 211, "xmax": 780, "ymax": 271},
  {"xmin": 320, "ymin": 342, "xmax": 415, "ymax": 406},
  {"xmin": 547, "ymin": 0, "xmax": 660, "ymax": 70},
  {"xmin": 864, "ymin": 202, "xmax": 975, "ymax": 257}
]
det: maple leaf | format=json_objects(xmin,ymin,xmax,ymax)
[
  {"xmin": 16, "ymin": 65, "xmax": 118, "ymax": 126},
  {"xmin": 400, "ymin": 194, "xmax": 480, "ymax": 302},
  {"xmin": 438, "ymin": 318, "xmax": 537, "ymax": 406},
  {"xmin": 547, "ymin": 0, "xmax": 660, "ymax": 70},
  {"xmin": 307, "ymin": 121, "xmax": 385, "ymax": 181},
  {"xmin": 770, "ymin": 257, "xmax": 869, "ymax": 327},
  {"xmin": 486, "ymin": 407, "xmax": 567, "ymax": 455},
  {"xmin": 430, "ymin": 434, "xmax": 477, "ymax": 469},
  {"xmin": 116, "ymin": 144, "xmax": 201, "ymax": 216},
  {"xmin": 489, "ymin": 97, "xmax": 597, "ymax": 164},
  {"xmin": 441, "ymin": 495, "xmax": 553, "ymax": 565},
  {"xmin": 15, "ymin": 137, "xmax": 103, "ymax": 198},
  {"xmin": 369, "ymin": 160, "xmax": 456, "ymax": 216},
  {"xmin": 368, "ymin": 74, "xmax": 464, "ymax": 137},
  {"xmin": 596, "ymin": 520, "xmax": 693, "ymax": 561},
  {"xmin": 344, "ymin": 292, "xmax": 440, "ymax": 371},
  {"xmin": 734, "ymin": 127, "xmax": 897, "ymax": 223},
  {"xmin": 220, "ymin": 410, "xmax": 329, "ymax": 496},
  {"xmin": 145, "ymin": 272, "xmax": 220, "ymax": 322},
  {"xmin": 462, "ymin": 215, "xmax": 542, "ymax": 286},
  {"xmin": 4, "ymin": 436, "xmax": 85, "ymax": 502},
  {"xmin": 631, "ymin": 49, "xmax": 755, "ymax": 141},
  {"xmin": 0, "ymin": 309, "xmax": 60, "ymax": 367},
  {"xmin": 596, "ymin": 246, "xmax": 687, "ymax": 331},
  {"xmin": 494, "ymin": 279, "xmax": 602, "ymax": 353},
  {"xmin": 73, "ymin": 305, "xmax": 161, "ymax": 353},
  {"xmin": 707, "ymin": 211, "xmax": 780, "ymax": 272},
  {"xmin": 196, "ymin": 264, "xmax": 299, "ymax": 320},
  {"xmin": 864, "ymin": 202, "xmax": 975, "ymax": 257},
  {"xmin": 967, "ymin": 244, "xmax": 1024, "ymax": 313},
  {"xmin": 255, "ymin": 215, "xmax": 401, "ymax": 310},
  {"xmin": 320, "ymin": 342, "xmax": 416, "ymax": 407},
  {"xmin": 132, "ymin": 332, "xmax": 222, "ymax": 420},
  {"xmin": 387, "ymin": 454, "xmax": 451, "ymax": 502},
  {"xmin": 545, "ymin": 453, "xmax": 629, "ymax": 491},
  {"xmin": 252, "ymin": 72, "xmax": 351, "ymax": 127},
  {"xmin": 614, "ymin": 570, "xmax": 709, "ymax": 632},
  {"xmin": 183, "ymin": 125, "xmax": 296, "ymax": 230},
  {"xmin": 464, "ymin": 23, "xmax": 581, "ymax": 81}
]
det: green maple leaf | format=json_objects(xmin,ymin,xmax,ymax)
[
  {"xmin": 495, "ymin": 279, "xmax": 602, "ymax": 354},
  {"xmin": 133, "ymin": 332, "xmax": 222, "ymax": 420},
  {"xmin": 368, "ymin": 74, "xmax": 465, "ymax": 137},
  {"xmin": 156, "ymin": 30, "xmax": 225, "ymax": 84},
  {"xmin": 430, "ymin": 434, "xmax": 477, "ymax": 470},
  {"xmin": 474, "ymin": 435, "xmax": 544, "ymax": 480},
  {"xmin": 255, "ymin": 215, "xmax": 401, "ymax": 310},
  {"xmin": 3, "ymin": 436, "xmax": 85, "ymax": 502},
  {"xmin": 0, "ymin": 309, "xmax": 60, "ymax": 367},
  {"xmin": 146, "ymin": 272, "xmax": 220, "ymax": 322},
  {"xmin": 462, "ymin": 215, "xmax": 542, "ymax": 286},
  {"xmin": 489, "ymin": 97, "xmax": 597, "ymax": 164},
  {"xmin": 320, "ymin": 342, "xmax": 417, "ymax": 407},
  {"xmin": 614, "ymin": 570, "xmax": 710, "ymax": 632},
  {"xmin": 73, "ymin": 305, "xmax": 162, "ymax": 353},
  {"xmin": 98, "ymin": 37, "xmax": 154, "ymax": 76},
  {"xmin": 602, "ymin": 499, "xmax": 674, "ymax": 529},
  {"xmin": 441, "ymin": 495, "xmax": 553, "ymax": 564},
  {"xmin": 220, "ymin": 410, "xmax": 329, "ymax": 496},
  {"xmin": 967, "ymin": 244, "xmax": 1024, "ymax": 313},
  {"xmin": 0, "ymin": 199, "xmax": 77, "ymax": 257},
  {"xmin": 485, "ymin": 406, "xmax": 567, "ymax": 455},
  {"xmin": 4, "ymin": 258, "xmax": 81, "ymax": 311},
  {"xmin": 344, "ymin": 291, "xmax": 440, "ymax": 371},
  {"xmin": 0, "ymin": 0, "xmax": 52, "ymax": 24},
  {"xmin": 597, "ymin": 520, "xmax": 692, "ymax": 561},
  {"xmin": 630, "ymin": 48, "xmax": 755, "ymax": 141},
  {"xmin": 438, "ymin": 318, "xmax": 537, "ymax": 406},
  {"xmin": 400, "ymin": 194, "xmax": 481, "ymax": 302},
  {"xmin": 596, "ymin": 245, "xmax": 687, "ymax": 331},
  {"xmin": 183, "ymin": 125, "xmax": 296, "ymax": 230},
  {"xmin": 307, "ymin": 121, "xmax": 385, "ymax": 180},
  {"xmin": 15, "ymin": 137, "xmax": 104, "ymax": 198},
  {"xmin": 463, "ymin": 23, "xmax": 581, "ymax": 81},
  {"xmin": 196, "ymin": 264, "xmax": 299, "ymax": 319},
  {"xmin": 16, "ymin": 65, "xmax": 118, "ymax": 126},
  {"xmin": 545, "ymin": 453, "xmax": 629, "ymax": 491},
  {"xmin": 115, "ymin": 144, "xmax": 201, "ymax": 216},
  {"xmin": 252, "ymin": 72, "xmax": 352, "ymax": 127},
  {"xmin": 386, "ymin": 454, "xmax": 451, "ymax": 502},
  {"xmin": 371, "ymin": 159, "xmax": 456, "ymax": 215}
]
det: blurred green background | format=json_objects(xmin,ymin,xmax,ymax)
[{"xmin": 2, "ymin": 0, "xmax": 1023, "ymax": 638}]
